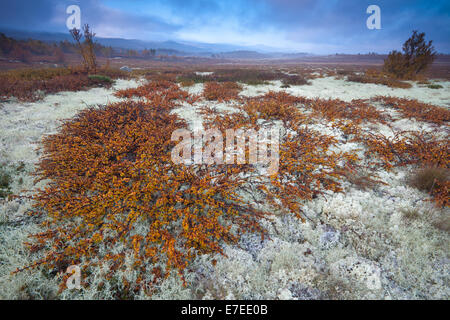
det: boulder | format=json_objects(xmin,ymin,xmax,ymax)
[{"xmin": 120, "ymin": 66, "xmax": 132, "ymax": 72}]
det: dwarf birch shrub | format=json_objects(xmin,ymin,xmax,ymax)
[{"xmin": 19, "ymin": 85, "xmax": 268, "ymax": 296}]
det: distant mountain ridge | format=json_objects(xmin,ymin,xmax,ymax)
[{"xmin": 0, "ymin": 28, "xmax": 311, "ymax": 59}]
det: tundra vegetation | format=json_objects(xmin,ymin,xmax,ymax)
[
  {"xmin": 0, "ymin": 26, "xmax": 131, "ymax": 101},
  {"xmin": 0, "ymin": 29, "xmax": 448, "ymax": 300},
  {"xmin": 11, "ymin": 71, "xmax": 448, "ymax": 298},
  {"xmin": 348, "ymin": 31, "xmax": 437, "ymax": 88}
]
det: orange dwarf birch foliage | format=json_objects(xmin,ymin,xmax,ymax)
[
  {"xmin": 203, "ymin": 81, "xmax": 242, "ymax": 102},
  {"xmin": 359, "ymin": 130, "xmax": 448, "ymax": 206},
  {"xmin": 244, "ymin": 91, "xmax": 448, "ymax": 207},
  {"xmin": 201, "ymin": 92, "xmax": 356, "ymax": 219},
  {"xmin": 115, "ymin": 79, "xmax": 200, "ymax": 107},
  {"xmin": 305, "ymin": 98, "xmax": 390, "ymax": 125},
  {"xmin": 374, "ymin": 96, "xmax": 450, "ymax": 125},
  {"xmin": 265, "ymin": 128, "xmax": 349, "ymax": 219},
  {"xmin": 17, "ymin": 73, "xmax": 449, "ymax": 297},
  {"xmin": 20, "ymin": 97, "xmax": 268, "ymax": 295},
  {"xmin": 21, "ymin": 81, "xmax": 362, "ymax": 294},
  {"xmin": 359, "ymin": 131, "xmax": 448, "ymax": 169}
]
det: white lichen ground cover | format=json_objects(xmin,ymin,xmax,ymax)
[
  {"xmin": 239, "ymin": 77, "xmax": 450, "ymax": 107},
  {"xmin": 0, "ymin": 75, "xmax": 448, "ymax": 299},
  {"xmin": 0, "ymin": 79, "xmax": 143, "ymax": 298}
]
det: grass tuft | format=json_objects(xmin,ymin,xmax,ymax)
[
  {"xmin": 427, "ymin": 84, "xmax": 443, "ymax": 89},
  {"xmin": 410, "ymin": 167, "xmax": 449, "ymax": 193},
  {"xmin": 347, "ymin": 70, "xmax": 412, "ymax": 89},
  {"xmin": 281, "ymin": 75, "xmax": 310, "ymax": 86},
  {"xmin": 0, "ymin": 167, "xmax": 12, "ymax": 199},
  {"xmin": 88, "ymin": 74, "xmax": 113, "ymax": 84}
]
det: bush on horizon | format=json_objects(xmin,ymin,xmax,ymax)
[{"xmin": 383, "ymin": 30, "xmax": 436, "ymax": 80}]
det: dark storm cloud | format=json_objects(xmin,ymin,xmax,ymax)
[
  {"xmin": 0, "ymin": 0, "xmax": 448, "ymax": 53},
  {"xmin": 0, "ymin": 0, "xmax": 181, "ymax": 39},
  {"xmin": 0, "ymin": 0, "xmax": 60, "ymax": 30},
  {"xmin": 242, "ymin": 0, "xmax": 450, "ymax": 52},
  {"xmin": 76, "ymin": 0, "xmax": 181, "ymax": 39}
]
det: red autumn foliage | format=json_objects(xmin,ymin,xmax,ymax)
[
  {"xmin": 203, "ymin": 81, "xmax": 242, "ymax": 101},
  {"xmin": 20, "ymin": 82, "xmax": 268, "ymax": 296},
  {"xmin": 13, "ymin": 68, "xmax": 448, "ymax": 299},
  {"xmin": 374, "ymin": 96, "xmax": 450, "ymax": 125}
]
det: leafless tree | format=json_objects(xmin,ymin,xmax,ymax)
[{"xmin": 70, "ymin": 24, "xmax": 98, "ymax": 73}]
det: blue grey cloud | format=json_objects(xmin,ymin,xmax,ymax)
[{"xmin": 0, "ymin": 0, "xmax": 448, "ymax": 53}]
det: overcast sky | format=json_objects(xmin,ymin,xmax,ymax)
[{"xmin": 0, "ymin": 0, "xmax": 449, "ymax": 53}]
